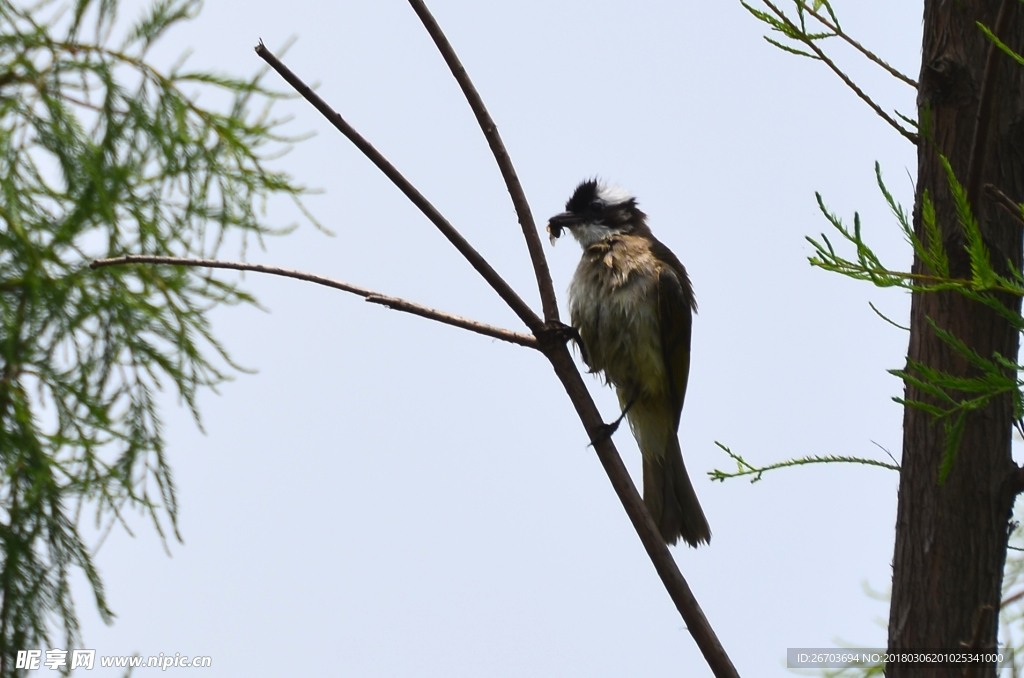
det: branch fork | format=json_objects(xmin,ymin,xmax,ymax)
[{"xmin": 93, "ymin": 4, "xmax": 738, "ymax": 676}]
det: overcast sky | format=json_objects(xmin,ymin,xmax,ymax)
[{"xmin": 69, "ymin": 0, "xmax": 930, "ymax": 675}]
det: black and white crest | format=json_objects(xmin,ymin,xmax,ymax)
[
  {"xmin": 564, "ymin": 178, "xmax": 636, "ymax": 216},
  {"xmin": 547, "ymin": 178, "xmax": 650, "ymax": 246}
]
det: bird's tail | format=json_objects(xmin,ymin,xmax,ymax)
[
  {"xmin": 642, "ymin": 435, "xmax": 711, "ymax": 547},
  {"xmin": 630, "ymin": 403, "xmax": 711, "ymax": 547}
]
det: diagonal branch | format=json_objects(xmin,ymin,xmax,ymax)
[
  {"xmin": 253, "ymin": 42, "xmax": 544, "ymax": 335},
  {"xmin": 257, "ymin": 9, "xmax": 739, "ymax": 676},
  {"xmin": 801, "ymin": 3, "xmax": 918, "ymax": 88},
  {"xmin": 542, "ymin": 346, "xmax": 739, "ymax": 678},
  {"xmin": 406, "ymin": 0, "xmax": 560, "ymax": 324},
  {"xmin": 89, "ymin": 255, "xmax": 538, "ymax": 348},
  {"xmin": 761, "ymin": 0, "xmax": 919, "ymax": 144}
]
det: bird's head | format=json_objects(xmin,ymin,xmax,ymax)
[{"xmin": 547, "ymin": 179, "xmax": 647, "ymax": 248}]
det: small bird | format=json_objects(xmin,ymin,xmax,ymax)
[{"xmin": 547, "ymin": 179, "xmax": 710, "ymax": 547}]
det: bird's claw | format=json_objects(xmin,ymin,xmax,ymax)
[
  {"xmin": 541, "ymin": 320, "xmax": 580, "ymax": 343},
  {"xmin": 588, "ymin": 398, "xmax": 635, "ymax": 447},
  {"xmin": 538, "ymin": 321, "xmax": 583, "ymax": 353},
  {"xmin": 589, "ymin": 420, "xmax": 623, "ymax": 448}
]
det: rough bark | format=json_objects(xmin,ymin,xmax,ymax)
[{"xmin": 887, "ymin": 1, "xmax": 1024, "ymax": 676}]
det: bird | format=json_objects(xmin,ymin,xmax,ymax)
[{"xmin": 547, "ymin": 178, "xmax": 710, "ymax": 547}]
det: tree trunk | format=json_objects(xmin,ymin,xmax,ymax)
[{"xmin": 888, "ymin": 1, "xmax": 1024, "ymax": 676}]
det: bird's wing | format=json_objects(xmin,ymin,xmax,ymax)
[{"xmin": 657, "ymin": 266, "xmax": 693, "ymax": 430}]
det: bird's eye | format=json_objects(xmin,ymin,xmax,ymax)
[{"xmin": 587, "ymin": 199, "xmax": 604, "ymax": 215}]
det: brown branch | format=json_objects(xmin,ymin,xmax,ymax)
[
  {"xmin": 801, "ymin": 4, "xmax": 918, "ymax": 88},
  {"xmin": 966, "ymin": 0, "xmax": 1013, "ymax": 211},
  {"xmin": 762, "ymin": 0, "xmax": 919, "ymax": 145},
  {"xmin": 406, "ymin": 0, "xmax": 560, "ymax": 324},
  {"xmin": 983, "ymin": 183, "xmax": 1024, "ymax": 228},
  {"xmin": 89, "ymin": 252, "xmax": 735, "ymax": 678},
  {"xmin": 259, "ymin": 11, "xmax": 739, "ymax": 676},
  {"xmin": 89, "ymin": 255, "xmax": 537, "ymax": 348},
  {"xmin": 253, "ymin": 42, "xmax": 544, "ymax": 336},
  {"xmin": 543, "ymin": 347, "xmax": 739, "ymax": 678}
]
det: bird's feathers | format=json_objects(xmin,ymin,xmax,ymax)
[
  {"xmin": 657, "ymin": 266, "xmax": 694, "ymax": 430},
  {"xmin": 551, "ymin": 180, "xmax": 710, "ymax": 547}
]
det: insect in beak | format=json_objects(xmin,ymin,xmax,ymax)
[{"xmin": 546, "ymin": 212, "xmax": 582, "ymax": 245}]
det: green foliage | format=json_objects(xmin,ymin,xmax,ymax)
[
  {"xmin": 0, "ymin": 0, "xmax": 311, "ymax": 667},
  {"xmin": 978, "ymin": 21, "xmax": 1024, "ymax": 69},
  {"xmin": 720, "ymin": 2, "xmax": 1024, "ymax": 495},
  {"xmin": 737, "ymin": 1, "xmax": 1024, "ymax": 674},
  {"xmin": 740, "ymin": 0, "xmax": 837, "ymax": 60},
  {"xmin": 804, "ymin": 158, "xmax": 1024, "ymax": 485},
  {"xmin": 709, "ymin": 443, "xmax": 898, "ymax": 483},
  {"xmin": 709, "ymin": 159, "xmax": 1024, "ymax": 485}
]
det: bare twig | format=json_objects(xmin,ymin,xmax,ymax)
[
  {"xmin": 253, "ymin": 42, "xmax": 544, "ymax": 336},
  {"xmin": 966, "ymin": 0, "xmax": 1013, "ymax": 211},
  {"xmin": 1004, "ymin": 588, "xmax": 1024, "ymax": 606},
  {"xmin": 984, "ymin": 183, "xmax": 1024, "ymax": 228},
  {"xmin": 90, "ymin": 255, "xmax": 537, "ymax": 348},
  {"xmin": 802, "ymin": 3, "xmax": 918, "ymax": 88},
  {"xmin": 406, "ymin": 0, "xmax": 560, "ymax": 324},
  {"xmin": 762, "ymin": 0, "xmax": 919, "ymax": 144}
]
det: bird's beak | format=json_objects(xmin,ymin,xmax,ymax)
[{"xmin": 546, "ymin": 212, "xmax": 582, "ymax": 245}]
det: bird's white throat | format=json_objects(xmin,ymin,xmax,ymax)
[{"xmin": 570, "ymin": 222, "xmax": 625, "ymax": 249}]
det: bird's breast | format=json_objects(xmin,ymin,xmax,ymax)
[{"xmin": 568, "ymin": 237, "xmax": 667, "ymax": 399}]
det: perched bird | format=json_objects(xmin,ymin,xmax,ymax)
[{"xmin": 547, "ymin": 179, "xmax": 710, "ymax": 547}]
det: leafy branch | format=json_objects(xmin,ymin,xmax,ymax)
[
  {"xmin": 92, "ymin": 3, "xmax": 742, "ymax": 677},
  {"xmin": 709, "ymin": 442, "xmax": 899, "ymax": 483},
  {"xmin": 807, "ymin": 153, "xmax": 1024, "ymax": 485},
  {"xmin": 742, "ymin": 0, "xmax": 918, "ymax": 143},
  {"xmin": 0, "ymin": 0, "xmax": 313, "ymax": 667},
  {"xmin": 808, "ymin": 163, "xmax": 1024, "ymax": 299}
]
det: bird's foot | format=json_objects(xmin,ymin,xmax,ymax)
[
  {"xmin": 538, "ymin": 320, "xmax": 581, "ymax": 347},
  {"xmin": 589, "ymin": 420, "xmax": 622, "ymax": 447},
  {"xmin": 538, "ymin": 320, "xmax": 589, "ymax": 363},
  {"xmin": 588, "ymin": 398, "xmax": 636, "ymax": 447}
]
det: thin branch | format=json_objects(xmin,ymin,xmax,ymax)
[
  {"xmin": 709, "ymin": 442, "xmax": 900, "ymax": 483},
  {"xmin": 1003, "ymin": 588, "xmax": 1024, "ymax": 606},
  {"xmin": 542, "ymin": 347, "xmax": 740, "ymax": 678},
  {"xmin": 260, "ymin": 15, "xmax": 740, "ymax": 677},
  {"xmin": 984, "ymin": 183, "xmax": 1024, "ymax": 228},
  {"xmin": 406, "ymin": 0, "xmax": 560, "ymax": 324},
  {"xmin": 802, "ymin": 3, "xmax": 918, "ymax": 88},
  {"xmin": 869, "ymin": 301, "xmax": 911, "ymax": 331},
  {"xmin": 871, "ymin": 440, "xmax": 901, "ymax": 469},
  {"xmin": 967, "ymin": 0, "xmax": 1014, "ymax": 211},
  {"xmin": 253, "ymin": 42, "xmax": 544, "ymax": 335},
  {"xmin": 762, "ymin": 0, "xmax": 919, "ymax": 145},
  {"xmin": 89, "ymin": 255, "xmax": 538, "ymax": 348}
]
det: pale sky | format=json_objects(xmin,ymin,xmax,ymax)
[{"xmin": 72, "ymin": 0, "xmax": 923, "ymax": 675}]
